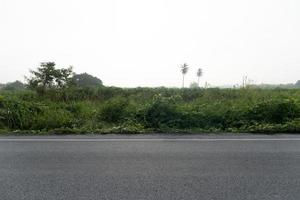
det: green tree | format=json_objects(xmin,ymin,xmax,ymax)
[
  {"xmin": 26, "ymin": 62, "xmax": 74, "ymax": 93},
  {"xmin": 55, "ymin": 66, "xmax": 74, "ymax": 88},
  {"xmin": 72, "ymin": 73, "xmax": 103, "ymax": 87},
  {"xmin": 180, "ymin": 63, "xmax": 189, "ymax": 88}
]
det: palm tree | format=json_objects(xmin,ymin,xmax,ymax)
[
  {"xmin": 196, "ymin": 68, "xmax": 203, "ymax": 87},
  {"xmin": 181, "ymin": 63, "xmax": 189, "ymax": 88}
]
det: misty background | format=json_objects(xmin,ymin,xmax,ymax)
[{"xmin": 0, "ymin": 0, "xmax": 300, "ymax": 87}]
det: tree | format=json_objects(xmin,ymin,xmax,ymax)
[
  {"xmin": 180, "ymin": 63, "xmax": 189, "ymax": 88},
  {"xmin": 26, "ymin": 62, "xmax": 74, "ymax": 93},
  {"xmin": 55, "ymin": 66, "xmax": 74, "ymax": 88},
  {"xmin": 196, "ymin": 68, "xmax": 203, "ymax": 87},
  {"xmin": 72, "ymin": 73, "xmax": 103, "ymax": 87},
  {"xmin": 3, "ymin": 81, "xmax": 25, "ymax": 90},
  {"xmin": 295, "ymin": 80, "xmax": 300, "ymax": 88},
  {"xmin": 27, "ymin": 62, "xmax": 56, "ymax": 90}
]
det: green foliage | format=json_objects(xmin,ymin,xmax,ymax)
[
  {"xmin": 0, "ymin": 95, "xmax": 5, "ymax": 129},
  {"xmin": 72, "ymin": 73, "xmax": 103, "ymax": 87},
  {"xmin": 97, "ymin": 98, "xmax": 129, "ymax": 123},
  {"xmin": 0, "ymin": 96, "xmax": 42, "ymax": 129},
  {"xmin": 238, "ymin": 119, "xmax": 300, "ymax": 134},
  {"xmin": 246, "ymin": 98, "xmax": 300, "ymax": 123},
  {"xmin": 1, "ymin": 88, "xmax": 300, "ymax": 134},
  {"xmin": 27, "ymin": 62, "xmax": 74, "ymax": 93},
  {"xmin": 137, "ymin": 95, "xmax": 181, "ymax": 129},
  {"xmin": 32, "ymin": 107, "xmax": 74, "ymax": 130}
]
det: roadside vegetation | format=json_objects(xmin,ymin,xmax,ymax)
[{"xmin": 1, "ymin": 62, "xmax": 300, "ymax": 135}]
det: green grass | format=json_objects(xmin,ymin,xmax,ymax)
[{"xmin": 1, "ymin": 87, "xmax": 300, "ymax": 135}]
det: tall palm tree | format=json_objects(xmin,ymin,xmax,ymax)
[
  {"xmin": 196, "ymin": 68, "xmax": 203, "ymax": 87},
  {"xmin": 181, "ymin": 63, "xmax": 189, "ymax": 88}
]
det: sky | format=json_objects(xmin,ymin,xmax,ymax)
[{"xmin": 0, "ymin": 0, "xmax": 300, "ymax": 87}]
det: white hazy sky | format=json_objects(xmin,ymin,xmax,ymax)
[{"xmin": 0, "ymin": 0, "xmax": 300, "ymax": 87}]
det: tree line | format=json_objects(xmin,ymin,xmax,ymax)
[
  {"xmin": 1, "ymin": 62, "xmax": 300, "ymax": 91},
  {"xmin": 0, "ymin": 62, "xmax": 103, "ymax": 92}
]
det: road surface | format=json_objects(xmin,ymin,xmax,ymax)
[{"xmin": 0, "ymin": 134, "xmax": 300, "ymax": 200}]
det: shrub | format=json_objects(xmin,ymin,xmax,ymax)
[
  {"xmin": 137, "ymin": 95, "xmax": 181, "ymax": 128},
  {"xmin": 0, "ymin": 96, "xmax": 42, "ymax": 129},
  {"xmin": 0, "ymin": 96, "xmax": 4, "ymax": 129},
  {"xmin": 246, "ymin": 98, "xmax": 300, "ymax": 124},
  {"xmin": 64, "ymin": 102, "xmax": 98, "ymax": 128},
  {"xmin": 175, "ymin": 111, "xmax": 205, "ymax": 129},
  {"xmin": 32, "ymin": 107, "xmax": 74, "ymax": 130},
  {"xmin": 97, "ymin": 98, "xmax": 129, "ymax": 123}
]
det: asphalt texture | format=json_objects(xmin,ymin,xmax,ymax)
[{"xmin": 0, "ymin": 134, "xmax": 300, "ymax": 200}]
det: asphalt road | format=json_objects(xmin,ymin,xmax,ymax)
[{"xmin": 1, "ymin": 134, "xmax": 300, "ymax": 200}]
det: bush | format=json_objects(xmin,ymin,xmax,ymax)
[
  {"xmin": 0, "ymin": 96, "xmax": 5, "ymax": 129},
  {"xmin": 137, "ymin": 95, "xmax": 181, "ymax": 129},
  {"xmin": 0, "ymin": 96, "xmax": 42, "ymax": 129},
  {"xmin": 32, "ymin": 107, "xmax": 74, "ymax": 130},
  {"xmin": 97, "ymin": 98, "xmax": 129, "ymax": 123},
  {"xmin": 246, "ymin": 98, "xmax": 300, "ymax": 124},
  {"xmin": 174, "ymin": 111, "xmax": 205, "ymax": 129}
]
